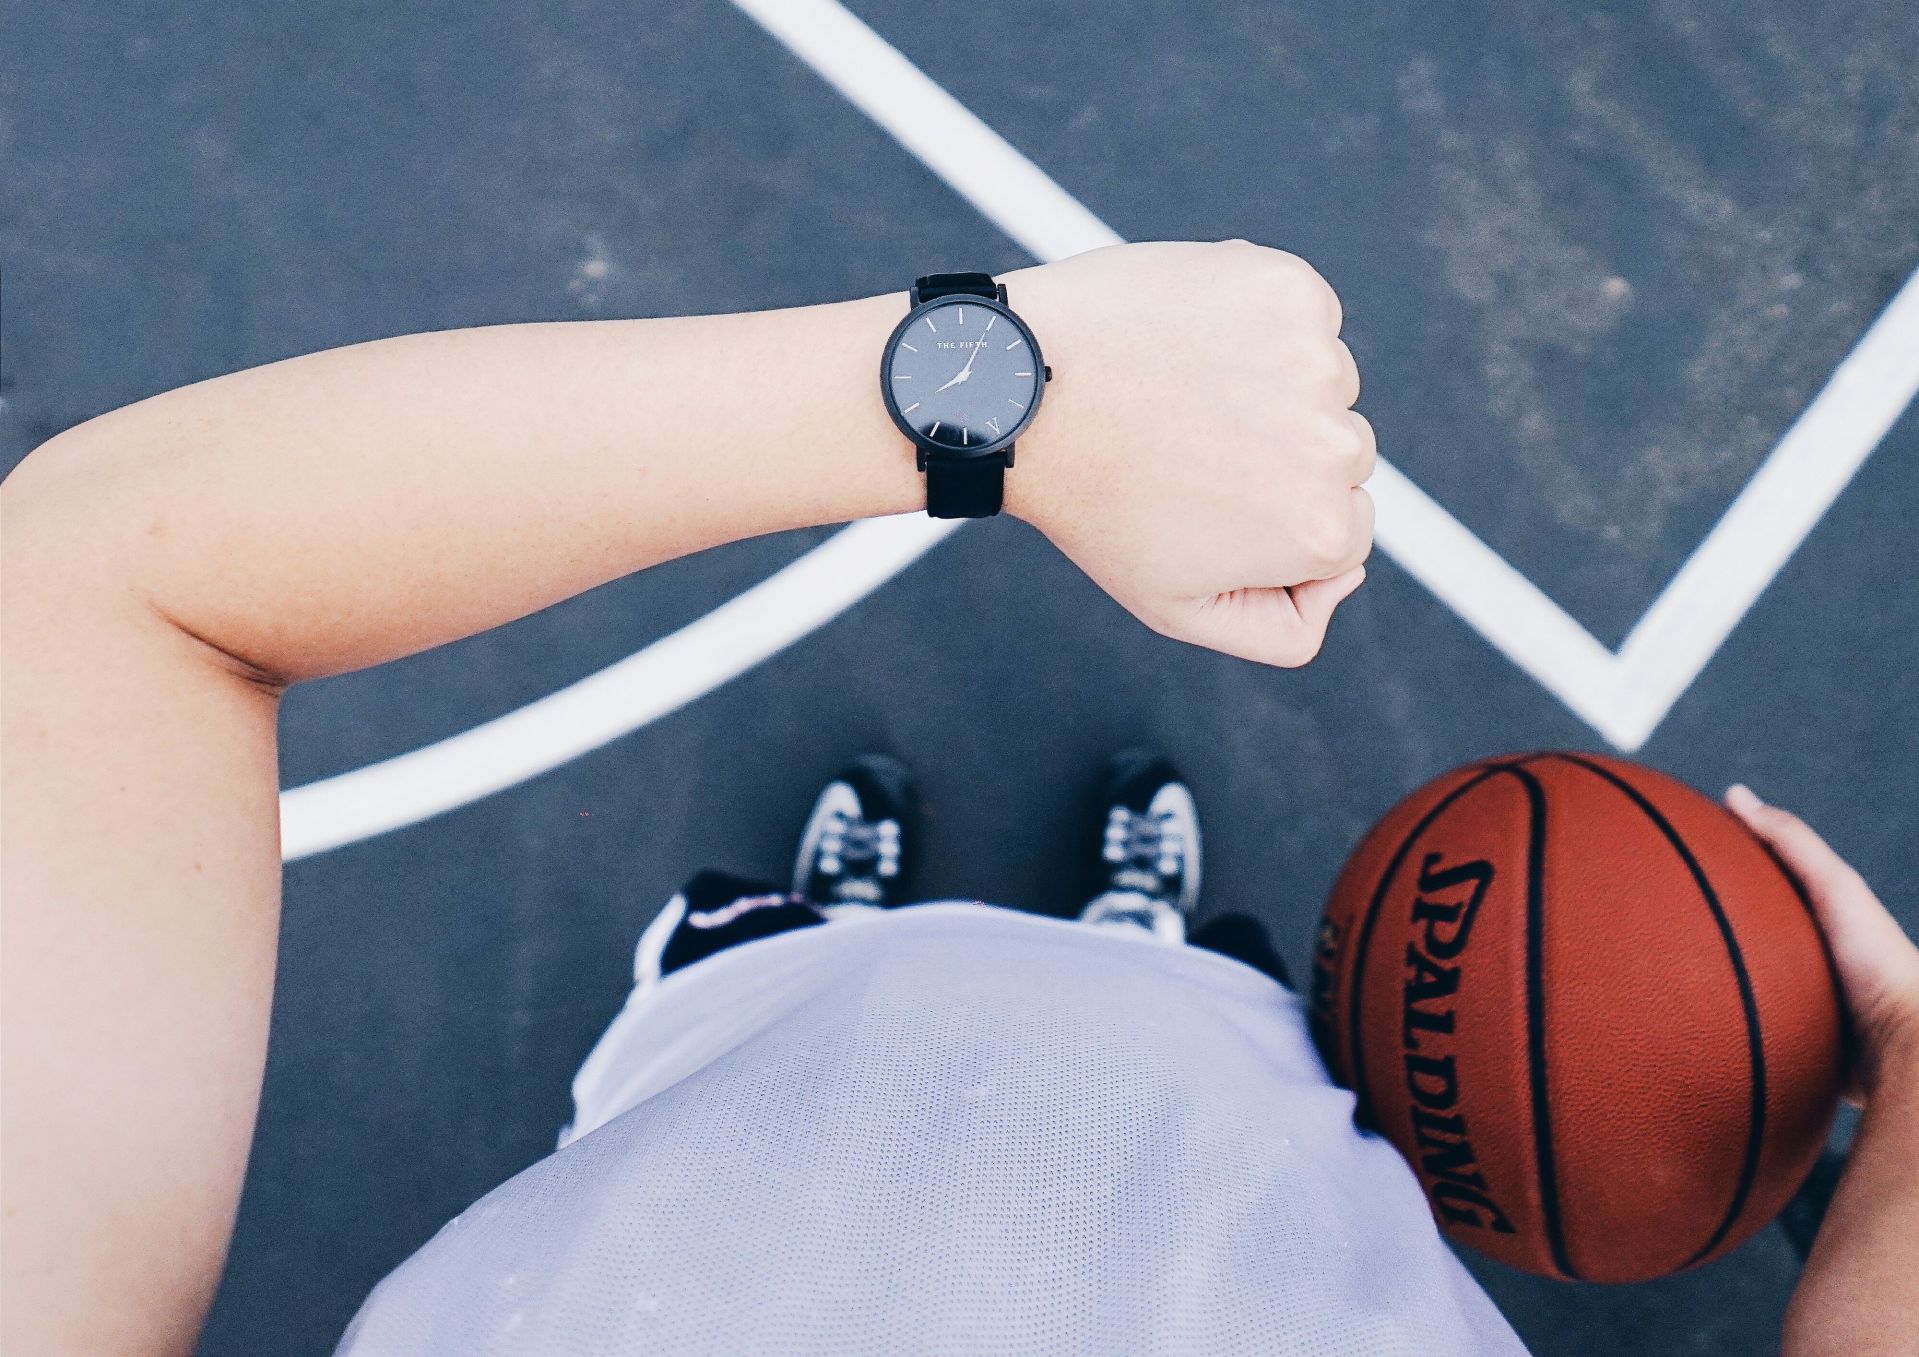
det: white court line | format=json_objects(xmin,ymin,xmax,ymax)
[
  {"xmin": 282, "ymin": 516, "xmax": 959, "ymax": 860},
  {"xmin": 728, "ymin": 0, "xmax": 1122, "ymax": 261},
  {"xmin": 1361, "ymin": 461, "xmax": 1621, "ymax": 724},
  {"xmin": 279, "ymin": 0, "xmax": 1918, "ymax": 859},
  {"xmin": 730, "ymin": 0, "xmax": 1919, "ymax": 751},
  {"xmin": 1609, "ymin": 263, "xmax": 1919, "ymax": 745}
]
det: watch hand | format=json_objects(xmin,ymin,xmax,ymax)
[{"xmin": 933, "ymin": 338, "xmax": 985, "ymax": 392}]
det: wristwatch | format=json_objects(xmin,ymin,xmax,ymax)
[{"xmin": 880, "ymin": 272, "xmax": 1050, "ymax": 518}]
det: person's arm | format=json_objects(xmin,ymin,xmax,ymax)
[
  {"xmin": 1725, "ymin": 787, "xmax": 1919, "ymax": 1357},
  {"xmin": 0, "ymin": 240, "xmax": 1374, "ymax": 1353}
]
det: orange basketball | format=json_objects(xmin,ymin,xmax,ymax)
[{"xmin": 1307, "ymin": 751, "xmax": 1845, "ymax": 1283}]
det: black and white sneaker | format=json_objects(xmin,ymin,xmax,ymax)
[
  {"xmin": 1078, "ymin": 750, "xmax": 1201, "ymax": 942},
  {"xmin": 792, "ymin": 755, "xmax": 915, "ymax": 910}
]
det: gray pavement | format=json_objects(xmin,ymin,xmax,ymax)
[{"xmin": 3, "ymin": 2, "xmax": 1916, "ymax": 1352}]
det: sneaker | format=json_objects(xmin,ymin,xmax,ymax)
[
  {"xmin": 1079, "ymin": 750, "xmax": 1201, "ymax": 940},
  {"xmin": 792, "ymin": 754, "xmax": 915, "ymax": 909}
]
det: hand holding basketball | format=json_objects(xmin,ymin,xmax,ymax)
[
  {"xmin": 1726, "ymin": 786, "xmax": 1919, "ymax": 1100},
  {"xmin": 1004, "ymin": 240, "xmax": 1375, "ymax": 668}
]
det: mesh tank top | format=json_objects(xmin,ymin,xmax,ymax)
[{"xmin": 336, "ymin": 903, "xmax": 1526, "ymax": 1355}]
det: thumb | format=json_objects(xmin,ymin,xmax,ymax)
[
  {"xmin": 1725, "ymin": 784, "xmax": 1919, "ymax": 1095},
  {"xmin": 1724, "ymin": 785, "xmax": 1910, "ymax": 972},
  {"xmin": 1172, "ymin": 566, "xmax": 1366, "ymax": 667}
]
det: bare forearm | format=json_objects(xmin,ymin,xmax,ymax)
[
  {"xmin": 1782, "ymin": 1039, "xmax": 1919, "ymax": 1356},
  {"xmin": 14, "ymin": 290, "xmax": 925, "ymax": 684},
  {"xmin": 2, "ymin": 288, "xmax": 939, "ymax": 1354}
]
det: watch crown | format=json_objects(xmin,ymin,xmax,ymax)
[{"xmin": 1043, "ymin": 365, "xmax": 1053, "ymax": 382}]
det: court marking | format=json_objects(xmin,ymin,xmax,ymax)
[
  {"xmin": 736, "ymin": 0, "xmax": 1919, "ymax": 751},
  {"xmin": 277, "ymin": 0, "xmax": 1919, "ymax": 859},
  {"xmin": 282, "ymin": 516, "xmax": 960, "ymax": 858}
]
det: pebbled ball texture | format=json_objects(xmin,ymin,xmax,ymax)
[{"xmin": 1307, "ymin": 751, "xmax": 1844, "ymax": 1283}]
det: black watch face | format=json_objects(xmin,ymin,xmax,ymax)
[{"xmin": 884, "ymin": 299, "xmax": 1041, "ymax": 453}]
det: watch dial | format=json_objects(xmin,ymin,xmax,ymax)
[{"xmin": 885, "ymin": 300, "xmax": 1041, "ymax": 451}]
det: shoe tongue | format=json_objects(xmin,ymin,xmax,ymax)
[{"xmin": 837, "ymin": 820, "xmax": 881, "ymax": 856}]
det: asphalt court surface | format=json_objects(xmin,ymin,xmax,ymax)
[{"xmin": 4, "ymin": 2, "xmax": 1917, "ymax": 1352}]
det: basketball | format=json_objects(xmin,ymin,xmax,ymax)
[{"xmin": 1307, "ymin": 752, "xmax": 1845, "ymax": 1283}]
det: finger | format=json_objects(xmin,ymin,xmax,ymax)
[
  {"xmin": 1291, "ymin": 489, "xmax": 1375, "ymax": 580},
  {"xmin": 1341, "ymin": 487, "xmax": 1376, "ymax": 571},
  {"xmin": 1177, "ymin": 566, "xmax": 1367, "ymax": 668},
  {"xmin": 1725, "ymin": 785, "xmax": 1919, "ymax": 1004},
  {"xmin": 1331, "ymin": 338, "xmax": 1360, "ymax": 407},
  {"xmin": 1725, "ymin": 785, "xmax": 1875, "ymax": 913},
  {"xmin": 1346, "ymin": 410, "xmax": 1378, "ymax": 485},
  {"xmin": 1269, "ymin": 248, "xmax": 1342, "ymax": 333},
  {"xmin": 1290, "ymin": 564, "xmax": 1368, "ymax": 638}
]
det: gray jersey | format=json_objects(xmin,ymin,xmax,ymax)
[{"xmin": 338, "ymin": 904, "xmax": 1526, "ymax": 1355}]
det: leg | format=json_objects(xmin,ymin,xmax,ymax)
[
  {"xmin": 564, "ymin": 867, "xmax": 817, "ymax": 1147},
  {"xmin": 651, "ymin": 869, "xmax": 826, "ymax": 982},
  {"xmin": 1188, "ymin": 913, "xmax": 1294, "ymax": 990},
  {"xmin": 564, "ymin": 755, "xmax": 919, "ymax": 1146},
  {"xmin": 637, "ymin": 754, "xmax": 920, "ymax": 986}
]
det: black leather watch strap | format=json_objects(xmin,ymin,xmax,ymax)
[
  {"xmin": 925, "ymin": 453, "xmax": 1007, "ymax": 518},
  {"xmin": 913, "ymin": 271, "xmax": 1003, "ymax": 304}
]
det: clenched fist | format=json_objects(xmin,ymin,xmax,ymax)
[{"xmin": 1004, "ymin": 240, "xmax": 1374, "ymax": 667}]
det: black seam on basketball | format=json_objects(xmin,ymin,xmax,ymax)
[
  {"xmin": 1549, "ymin": 754, "xmax": 1768, "ymax": 1270},
  {"xmin": 1511, "ymin": 763, "xmax": 1578, "ymax": 1280},
  {"xmin": 1345, "ymin": 764, "xmax": 1511, "ymax": 1130}
]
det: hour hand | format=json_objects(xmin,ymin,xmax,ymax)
[{"xmin": 936, "ymin": 341, "xmax": 983, "ymax": 392}]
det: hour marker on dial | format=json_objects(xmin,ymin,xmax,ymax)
[
  {"xmin": 904, "ymin": 402, "xmax": 921, "ymax": 414},
  {"xmin": 956, "ymin": 307, "xmax": 964, "ymax": 326},
  {"xmin": 1014, "ymin": 371, "xmax": 1032, "ymax": 377},
  {"xmin": 961, "ymin": 427, "xmax": 970, "ymax": 445},
  {"xmin": 929, "ymin": 420, "xmax": 942, "ymax": 437},
  {"xmin": 1006, "ymin": 338, "xmax": 1023, "ymax": 349},
  {"xmin": 1008, "ymin": 398, "xmax": 1026, "ymax": 408},
  {"xmin": 901, "ymin": 342, "xmax": 918, "ymax": 352},
  {"xmin": 924, "ymin": 316, "xmax": 938, "ymax": 333},
  {"xmin": 984, "ymin": 316, "xmax": 996, "ymax": 332}
]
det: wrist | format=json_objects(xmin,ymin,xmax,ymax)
[
  {"xmin": 840, "ymin": 291, "xmax": 935, "ymax": 523},
  {"xmin": 992, "ymin": 263, "xmax": 1094, "ymax": 532},
  {"xmin": 748, "ymin": 290, "xmax": 927, "ymax": 530},
  {"xmin": 1863, "ymin": 1004, "xmax": 1919, "ymax": 1103}
]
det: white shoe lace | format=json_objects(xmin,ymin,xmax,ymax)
[
  {"xmin": 817, "ymin": 811, "xmax": 901, "ymax": 903},
  {"xmin": 1102, "ymin": 805, "xmax": 1185, "ymax": 901}
]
